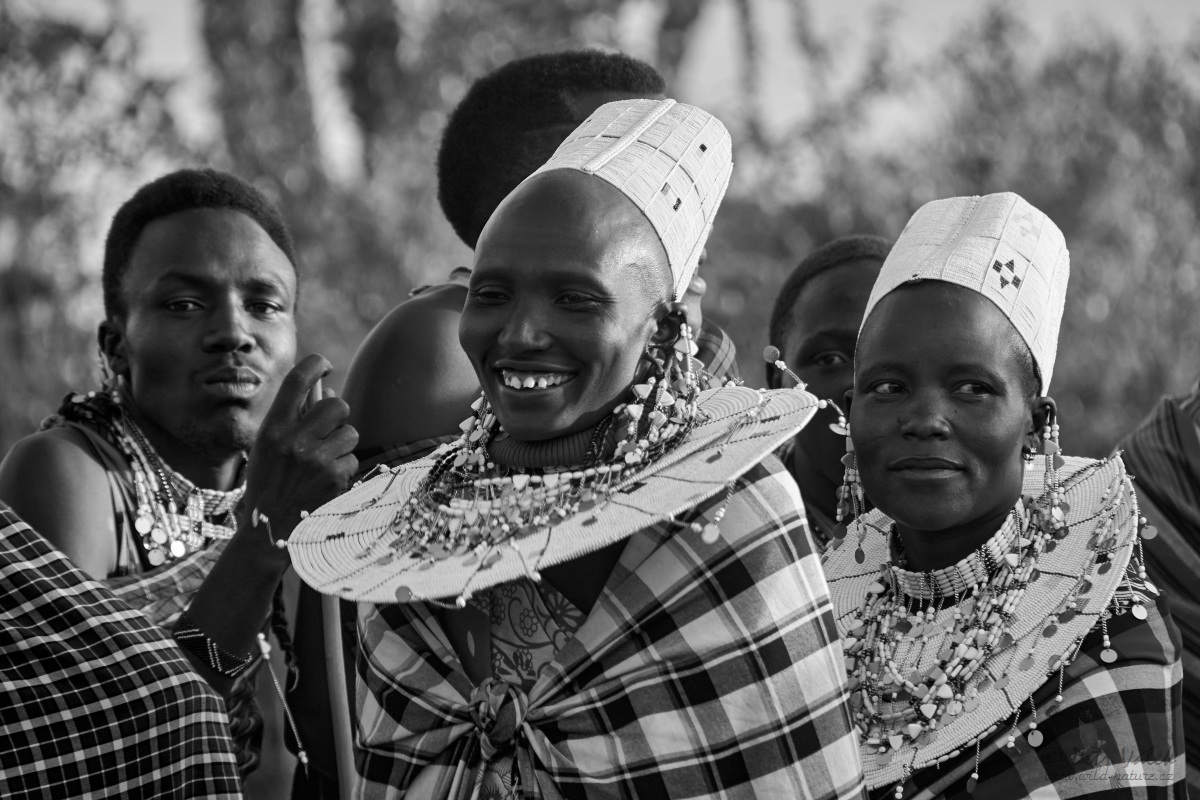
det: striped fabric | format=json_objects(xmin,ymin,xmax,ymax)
[
  {"xmin": 880, "ymin": 582, "xmax": 1185, "ymax": 799},
  {"xmin": 353, "ymin": 457, "xmax": 864, "ymax": 799},
  {"xmin": 0, "ymin": 504, "xmax": 241, "ymax": 798},
  {"xmin": 1119, "ymin": 381, "xmax": 1200, "ymax": 799}
]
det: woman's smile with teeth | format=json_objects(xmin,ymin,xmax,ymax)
[{"xmin": 501, "ymin": 369, "xmax": 572, "ymax": 390}]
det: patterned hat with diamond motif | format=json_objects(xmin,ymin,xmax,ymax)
[{"xmin": 860, "ymin": 193, "xmax": 1069, "ymax": 393}]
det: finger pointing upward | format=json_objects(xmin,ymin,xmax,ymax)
[{"xmin": 269, "ymin": 354, "xmax": 333, "ymax": 424}]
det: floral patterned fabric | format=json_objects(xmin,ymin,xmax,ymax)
[{"xmin": 469, "ymin": 579, "xmax": 585, "ymax": 799}]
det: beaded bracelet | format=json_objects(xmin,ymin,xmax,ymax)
[{"xmin": 173, "ymin": 611, "xmax": 256, "ymax": 678}]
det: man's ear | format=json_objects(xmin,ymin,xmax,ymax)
[
  {"xmin": 98, "ymin": 318, "xmax": 130, "ymax": 378},
  {"xmin": 1027, "ymin": 396, "xmax": 1058, "ymax": 454},
  {"xmin": 842, "ymin": 388, "xmax": 854, "ymax": 416}
]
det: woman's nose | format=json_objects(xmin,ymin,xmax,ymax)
[
  {"xmin": 496, "ymin": 303, "xmax": 550, "ymax": 352},
  {"xmin": 900, "ymin": 391, "xmax": 951, "ymax": 439}
]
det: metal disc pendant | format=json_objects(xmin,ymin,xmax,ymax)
[
  {"xmin": 147, "ymin": 548, "xmax": 165, "ymax": 566},
  {"xmin": 966, "ymin": 777, "xmax": 978, "ymax": 793},
  {"xmin": 1027, "ymin": 730, "xmax": 1044, "ymax": 747},
  {"xmin": 830, "ymin": 422, "xmax": 848, "ymax": 435},
  {"xmin": 855, "ymin": 547, "xmax": 866, "ymax": 564},
  {"xmin": 1101, "ymin": 648, "xmax": 1118, "ymax": 663},
  {"xmin": 1141, "ymin": 525, "xmax": 1158, "ymax": 540},
  {"xmin": 994, "ymin": 675, "xmax": 1011, "ymax": 690},
  {"xmin": 135, "ymin": 515, "xmax": 152, "ymax": 534},
  {"xmin": 1058, "ymin": 609, "xmax": 1077, "ymax": 623},
  {"xmin": 1132, "ymin": 605, "xmax": 1148, "ymax": 620},
  {"xmin": 169, "ymin": 539, "xmax": 187, "ymax": 558},
  {"xmin": 964, "ymin": 697, "xmax": 980, "ymax": 712},
  {"xmin": 977, "ymin": 678, "xmax": 993, "ymax": 693},
  {"xmin": 1098, "ymin": 561, "xmax": 1112, "ymax": 574},
  {"xmin": 1019, "ymin": 656, "xmax": 1034, "ymax": 671},
  {"xmin": 151, "ymin": 527, "xmax": 168, "ymax": 545},
  {"xmin": 1043, "ymin": 623, "xmax": 1058, "ymax": 638},
  {"xmin": 876, "ymin": 752, "xmax": 893, "ymax": 768}
]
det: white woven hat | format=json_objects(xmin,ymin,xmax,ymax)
[
  {"xmin": 526, "ymin": 98, "xmax": 733, "ymax": 300},
  {"xmin": 861, "ymin": 193, "xmax": 1069, "ymax": 394}
]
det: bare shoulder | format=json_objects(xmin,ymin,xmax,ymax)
[
  {"xmin": 0, "ymin": 428, "xmax": 119, "ymax": 577},
  {"xmin": 343, "ymin": 285, "xmax": 480, "ymax": 453}
]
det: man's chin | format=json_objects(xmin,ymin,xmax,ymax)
[{"xmin": 179, "ymin": 413, "xmax": 260, "ymax": 458}]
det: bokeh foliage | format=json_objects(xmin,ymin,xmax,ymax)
[{"xmin": 3, "ymin": 1, "xmax": 1199, "ymax": 461}]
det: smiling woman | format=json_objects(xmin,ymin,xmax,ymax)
[
  {"xmin": 822, "ymin": 193, "xmax": 1185, "ymax": 799},
  {"xmin": 461, "ymin": 168, "xmax": 675, "ymax": 444},
  {"xmin": 288, "ymin": 99, "xmax": 865, "ymax": 800}
]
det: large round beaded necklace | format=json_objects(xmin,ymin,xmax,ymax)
[
  {"xmin": 58, "ymin": 390, "xmax": 243, "ymax": 567},
  {"xmin": 379, "ymin": 333, "xmax": 705, "ymax": 601},
  {"xmin": 844, "ymin": 489, "xmax": 1065, "ymax": 773}
]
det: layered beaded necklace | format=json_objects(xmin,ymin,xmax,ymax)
[
  {"xmin": 122, "ymin": 415, "xmax": 241, "ymax": 565},
  {"xmin": 56, "ymin": 391, "xmax": 243, "ymax": 567},
  {"xmin": 375, "ymin": 325, "xmax": 706, "ymax": 601},
  {"xmin": 845, "ymin": 500, "xmax": 1053, "ymax": 765},
  {"xmin": 838, "ymin": 452, "xmax": 1154, "ymax": 798}
]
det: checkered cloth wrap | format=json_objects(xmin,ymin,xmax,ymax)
[
  {"xmin": 352, "ymin": 458, "xmax": 865, "ymax": 799},
  {"xmin": 0, "ymin": 504, "xmax": 241, "ymax": 798},
  {"xmin": 106, "ymin": 541, "xmax": 226, "ymax": 627},
  {"xmin": 695, "ymin": 318, "xmax": 740, "ymax": 382},
  {"xmin": 876, "ymin": 584, "xmax": 1185, "ymax": 799}
]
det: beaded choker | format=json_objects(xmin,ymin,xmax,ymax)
[{"xmin": 887, "ymin": 510, "xmax": 1024, "ymax": 600}]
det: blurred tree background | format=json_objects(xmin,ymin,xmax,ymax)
[{"xmin": 4, "ymin": 0, "xmax": 1200, "ymax": 467}]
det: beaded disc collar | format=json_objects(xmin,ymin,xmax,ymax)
[
  {"xmin": 289, "ymin": 384, "xmax": 818, "ymax": 604},
  {"xmin": 822, "ymin": 454, "xmax": 1143, "ymax": 790}
]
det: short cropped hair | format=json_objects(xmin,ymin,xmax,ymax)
[
  {"xmin": 437, "ymin": 50, "xmax": 665, "ymax": 249},
  {"xmin": 767, "ymin": 235, "xmax": 891, "ymax": 383},
  {"xmin": 102, "ymin": 168, "xmax": 297, "ymax": 319}
]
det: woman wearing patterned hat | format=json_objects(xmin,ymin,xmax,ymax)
[
  {"xmin": 814, "ymin": 193, "xmax": 1185, "ymax": 798},
  {"xmin": 285, "ymin": 100, "xmax": 865, "ymax": 799}
]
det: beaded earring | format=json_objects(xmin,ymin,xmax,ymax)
[
  {"xmin": 834, "ymin": 415, "xmax": 869, "ymax": 563},
  {"xmin": 760, "ymin": 346, "xmax": 863, "ymax": 553},
  {"xmin": 98, "ymin": 344, "xmax": 118, "ymax": 396},
  {"xmin": 615, "ymin": 306, "xmax": 702, "ymax": 465},
  {"xmin": 453, "ymin": 394, "xmax": 499, "ymax": 472}
]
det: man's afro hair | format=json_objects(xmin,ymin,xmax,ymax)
[
  {"xmin": 436, "ymin": 50, "xmax": 665, "ymax": 249},
  {"xmin": 103, "ymin": 168, "xmax": 297, "ymax": 319}
]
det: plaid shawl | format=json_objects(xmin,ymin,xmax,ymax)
[
  {"xmin": 874, "ymin": 578, "xmax": 1185, "ymax": 799},
  {"xmin": 1119, "ymin": 382, "xmax": 1200, "ymax": 798},
  {"xmin": 695, "ymin": 318, "xmax": 740, "ymax": 382},
  {"xmin": 353, "ymin": 458, "xmax": 864, "ymax": 799},
  {"xmin": 0, "ymin": 504, "xmax": 241, "ymax": 798}
]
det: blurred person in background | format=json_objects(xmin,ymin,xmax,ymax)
[
  {"xmin": 287, "ymin": 50, "xmax": 741, "ymax": 798},
  {"xmin": 0, "ymin": 168, "xmax": 358, "ymax": 791},
  {"xmin": 766, "ymin": 235, "xmax": 890, "ymax": 547},
  {"xmin": 1116, "ymin": 380, "xmax": 1200, "ymax": 798}
]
